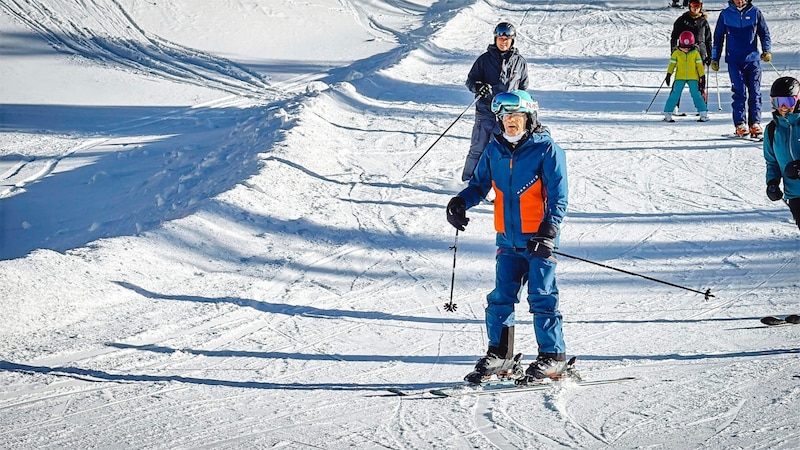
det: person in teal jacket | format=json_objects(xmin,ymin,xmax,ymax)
[
  {"xmin": 446, "ymin": 90, "xmax": 569, "ymax": 384},
  {"xmin": 663, "ymin": 31, "xmax": 708, "ymax": 123},
  {"xmin": 763, "ymin": 76, "xmax": 800, "ymax": 230}
]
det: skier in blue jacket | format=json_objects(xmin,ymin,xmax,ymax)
[
  {"xmin": 763, "ymin": 76, "xmax": 800, "ymax": 230},
  {"xmin": 710, "ymin": 0, "xmax": 771, "ymax": 138},
  {"xmin": 462, "ymin": 22, "xmax": 529, "ymax": 182},
  {"xmin": 446, "ymin": 90, "xmax": 570, "ymax": 384}
]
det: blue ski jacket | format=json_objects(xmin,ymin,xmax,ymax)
[
  {"xmin": 711, "ymin": 1, "xmax": 770, "ymax": 64},
  {"xmin": 764, "ymin": 111, "xmax": 800, "ymax": 200},
  {"xmin": 457, "ymin": 130, "xmax": 568, "ymax": 249}
]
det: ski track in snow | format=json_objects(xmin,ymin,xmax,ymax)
[
  {"xmin": 1, "ymin": 0, "xmax": 800, "ymax": 448},
  {"xmin": 0, "ymin": 0, "xmax": 272, "ymax": 98}
]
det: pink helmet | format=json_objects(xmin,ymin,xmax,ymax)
[{"xmin": 678, "ymin": 31, "xmax": 695, "ymax": 48}]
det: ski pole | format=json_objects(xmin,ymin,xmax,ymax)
[
  {"xmin": 645, "ymin": 78, "xmax": 666, "ymax": 114},
  {"xmin": 767, "ymin": 60, "xmax": 782, "ymax": 76},
  {"xmin": 554, "ymin": 251, "xmax": 715, "ymax": 300},
  {"xmin": 444, "ymin": 229, "xmax": 459, "ymax": 312},
  {"xmin": 404, "ymin": 97, "xmax": 478, "ymax": 177},
  {"xmin": 715, "ymin": 70, "xmax": 723, "ymax": 111}
]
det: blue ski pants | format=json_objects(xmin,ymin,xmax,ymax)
[
  {"xmin": 485, "ymin": 247, "xmax": 565, "ymax": 355},
  {"xmin": 727, "ymin": 60, "xmax": 762, "ymax": 126}
]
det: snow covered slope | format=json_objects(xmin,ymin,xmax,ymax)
[{"xmin": 1, "ymin": 0, "xmax": 799, "ymax": 448}]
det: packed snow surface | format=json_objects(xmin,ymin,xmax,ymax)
[{"xmin": 1, "ymin": 0, "xmax": 799, "ymax": 448}]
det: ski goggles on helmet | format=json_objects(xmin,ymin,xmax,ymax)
[
  {"xmin": 491, "ymin": 92, "xmax": 538, "ymax": 116},
  {"xmin": 494, "ymin": 23, "xmax": 515, "ymax": 38},
  {"xmin": 771, "ymin": 96, "xmax": 799, "ymax": 109},
  {"xmin": 689, "ymin": 1, "xmax": 702, "ymax": 8}
]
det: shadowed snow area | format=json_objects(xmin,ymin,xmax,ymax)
[{"xmin": 1, "ymin": 0, "xmax": 799, "ymax": 448}]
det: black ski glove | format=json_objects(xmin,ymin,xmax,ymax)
[
  {"xmin": 665, "ymin": 73, "xmax": 671, "ymax": 86},
  {"xmin": 446, "ymin": 196, "xmax": 469, "ymax": 230},
  {"xmin": 526, "ymin": 222, "xmax": 558, "ymax": 259},
  {"xmin": 475, "ymin": 82, "xmax": 492, "ymax": 99},
  {"xmin": 766, "ymin": 179, "xmax": 783, "ymax": 202},
  {"xmin": 784, "ymin": 160, "xmax": 800, "ymax": 180},
  {"xmin": 698, "ymin": 75, "xmax": 706, "ymax": 93}
]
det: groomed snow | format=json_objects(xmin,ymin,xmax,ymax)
[{"xmin": 1, "ymin": 0, "xmax": 799, "ymax": 448}]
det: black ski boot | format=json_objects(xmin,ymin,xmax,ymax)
[
  {"xmin": 464, "ymin": 352, "xmax": 523, "ymax": 384},
  {"xmin": 517, "ymin": 355, "xmax": 580, "ymax": 385}
]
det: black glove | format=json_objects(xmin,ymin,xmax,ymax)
[
  {"xmin": 475, "ymin": 82, "xmax": 492, "ymax": 99},
  {"xmin": 665, "ymin": 73, "xmax": 671, "ymax": 86},
  {"xmin": 703, "ymin": 57, "xmax": 711, "ymax": 66},
  {"xmin": 446, "ymin": 196, "xmax": 469, "ymax": 230},
  {"xmin": 784, "ymin": 160, "xmax": 800, "ymax": 180},
  {"xmin": 698, "ymin": 75, "xmax": 706, "ymax": 93},
  {"xmin": 766, "ymin": 180, "xmax": 783, "ymax": 202},
  {"xmin": 526, "ymin": 222, "xmax": 558, "ymax": 259}
]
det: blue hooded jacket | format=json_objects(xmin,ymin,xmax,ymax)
[
  {"xmin": 764, "ymin": 111, "xmax": 800, "ymax": 199},
  {"xmin": 711, "ymin": 1, "xmax": 770, "ymax": 64},
  {"xmin": 457, "ymin": 129, "xmax": 568, "ymax": 249}
]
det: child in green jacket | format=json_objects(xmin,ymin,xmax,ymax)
[{"xmin": 663, "ymin": 31, "xmax": 708, "ymax": 122}]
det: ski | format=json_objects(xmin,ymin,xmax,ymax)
[
  {"xmin": 386, "ymin": 379, "xmax": 514, "ymax": 397},
  {"xmin": 429, "ymin": 376, "xmax": 636, "ymax": 398},
  {"xmin": 386, "ymin": 354, "xmax": 569, "ymax": 397},
  {"xmin": 760, "ymin": 315, "xmax": 800, "ymax": 326},
  {"xmin": 722, "ymin": 133, "xmax": 763, "ymax": 143},
  {"xmin": 386, "ymin": 356, "xmax": 635, "ymax": 398},
  {"xmin": 386, "ymin": 387, "xmax": 420, "ymax": 396}
]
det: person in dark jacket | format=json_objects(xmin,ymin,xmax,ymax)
[
  {"xmin": 447, "ymin": 90, "xmax": 570, "ymax": 384},
  {"xmin": 462, "ymin": 22, "xmax": 529, "ymax": 182},
  {"xmin": 711, "ymin": 0, "xmax": 771, "ymax": 138},
  {"xmin": 670, "ymin": 0, "xmax": 712, "ymax": 108}
]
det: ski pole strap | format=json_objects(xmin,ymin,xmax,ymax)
[{"xmin": 554, "ymin": 251, "xmax": 715, "ymax": 300}]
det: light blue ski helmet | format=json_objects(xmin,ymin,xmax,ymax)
[{"xmin": 491, "ymin": 90, "xmax": 539, "ymax": 120}]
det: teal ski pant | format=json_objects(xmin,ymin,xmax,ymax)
[
  {"xmin": 485, "ymin": 247, "xmax": 565, "ymax": 355},
  {"xmin": 664, "ymin": 79, "xmax": 707, "ymax": 114}
]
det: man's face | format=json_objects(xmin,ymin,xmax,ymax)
[
  {"xmin": 732, "ymin": 0, "xmax": 747, "ymax": 8},
  {"xmin": 500, "ymin": 113, "xmax": 526, "ymax": 136},
  {"xmin": 496, "ymin": 36, "xmax": 512, "ymax": 52}
]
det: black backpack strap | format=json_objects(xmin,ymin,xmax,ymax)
[{"xmin": 766, "ymin": 121, "xmax": 776, "ymax": 146}]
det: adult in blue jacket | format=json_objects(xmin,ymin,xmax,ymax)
[
  {"xmin": 711, "ymin": 0, "xmax": 771, "ymax": 138},
  {"xmin": 462, "ymin": 22, "xmax": 529, "ymax": 182},
  {"xmin": 763, "ymin": 77, "xmax": 800, "ymax": 230},
  {"xmin": 446, "ymin": 91, "xmax": 569, "ymax": 384}
]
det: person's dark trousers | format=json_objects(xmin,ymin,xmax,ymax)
[{"xmin": 789, "ymin": 198, "xmax": 800, "ymax": 230}]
